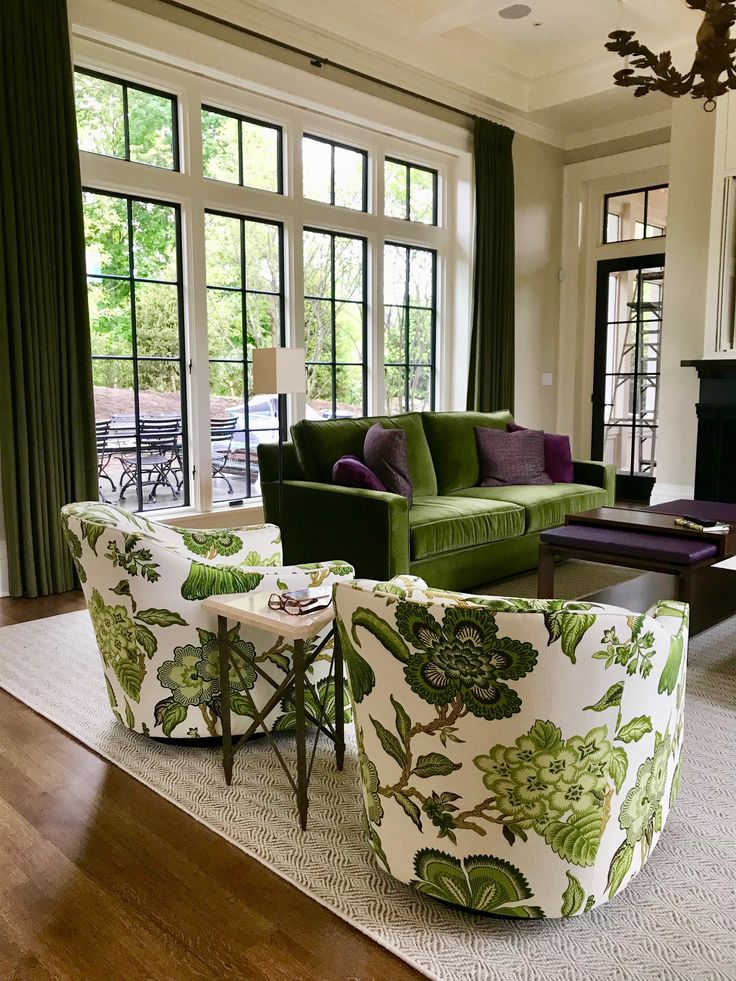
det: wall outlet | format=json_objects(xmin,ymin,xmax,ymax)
[{"xmin": 542, "ymin": 373, "xmax": 553, "ymax": 387}]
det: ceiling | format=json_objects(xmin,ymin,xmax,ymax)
[{"xmin": 180, "ymin": 0, "xmax": 704, "ymax": 145}]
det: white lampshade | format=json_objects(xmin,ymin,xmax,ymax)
[{"xmin": 251, "ymin": 347, "xmax": 306, "ymax": 396}]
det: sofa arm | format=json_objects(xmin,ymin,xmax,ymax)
[
  {"xmin": 573, "ymin": 459, "xmax": 616, "ymax": 505},
  {"xmin": 275, "ymin": 480, "xmax": 410, "ymax": 581}
]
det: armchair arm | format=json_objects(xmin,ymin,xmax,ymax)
[
  {"xmin": 573, "ymin": 459, "xmax": 616, "ymax": 505},
  {"xmin": 645, "ymin": 600, "xmax": 689, "ymax": 695},
  {"xmin": 276, "ymin": 480, "xmax": 410, "ymax": 581}
]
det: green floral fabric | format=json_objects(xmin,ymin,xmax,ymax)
[
  {"xmin": 62, "ymin": 502, "xmax": 354, "ymax": 739},
  {"xmin": 334, "ymin": 576, "xmax": 688, "ymax": 918}
]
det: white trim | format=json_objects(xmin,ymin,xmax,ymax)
[
  {"xmin": 650, "ymin": 483, "xmax": 695, "ymax": 506},
  {"xmin": 0, "ymin": 543, "xmax": 8, "ymax": 599},
  {"xmin": 563, "ymin": 110, "xmax": 672, "ymax": 153},
  {"xmin": 556, "ymin": 144, "xmax": 670, "ymax": 457}
]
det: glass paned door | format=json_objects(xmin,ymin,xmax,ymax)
[{"xmin": 592, "ymin": 254, "xmax": 665, "ymax": 478}]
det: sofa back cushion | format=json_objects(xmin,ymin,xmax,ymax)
[
  {"xmin": 291, "ymin": 412, "xmax": 438, "ymax": 497},
  {"xmin": 421, "ymin": 410, "xmax": 513, "ymax": 494}
]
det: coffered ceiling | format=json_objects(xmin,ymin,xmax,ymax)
[{"xmin": 174, "ymin": 0, "xmax": 703, "ymax": 144}]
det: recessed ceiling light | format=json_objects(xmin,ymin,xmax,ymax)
[{"xmin": 499, "ymin": 4, "xmax": 532, "ymax": 19}]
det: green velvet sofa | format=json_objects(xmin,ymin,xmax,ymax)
[{"xmin": 258, "ymin": 410, "xmax": 614, "ymax": 591}]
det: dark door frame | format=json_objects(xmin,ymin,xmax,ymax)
[{"xmin": 591, "ymin": 252, "xmax": 666, "ymax": 465}]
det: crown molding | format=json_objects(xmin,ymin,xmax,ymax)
[{"xmin": 563, "ymin": 109, "xmax": 673, "ymax": 152}]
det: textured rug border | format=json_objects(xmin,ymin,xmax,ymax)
[{"xmin": 0, "ymin": 609, "xmax": 439, "ymax": 981}]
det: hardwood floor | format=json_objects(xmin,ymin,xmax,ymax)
[{"xmin": 0, "ymin": 593, "xmax": 422, "ymax": 981}]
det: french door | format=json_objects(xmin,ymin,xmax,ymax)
[{"xmin": 592, "ymin": 254, "xmax": 666, "ymax": 482}]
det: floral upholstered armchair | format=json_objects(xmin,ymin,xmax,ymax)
[
  {"xmin": 61, "ymin": 502, "xmax": 354, "ymax": 740},
  {"xmin": 334, "ymin": 576, "xmax": 688, "ymax": 919}
]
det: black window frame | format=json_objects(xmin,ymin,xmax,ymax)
[
  {"xmin": 205, "ymin": 209, "xmax": 286, "ymax": 501},
  {"xmin": 602, "ymin": 183, "xmax": 668, "ymax": 245},
  {"xmin": 384, "ymin": 156, "xmax": 438, "ymax": 226},
  {"xmin": 74, "ymin": 67, "xmax": 180, "ymax": 172},
  {"xmin": 303, "ymin": 227, "xmax": 369, "ymax": 418},
  {"xmin": 84, "ymin": 187, "xmax": 189, "ymax": 513},
  {"xmin": 383, "ymin": 241, "xmax": 437, "ymax": 414},
  {"xmin": 302, "ymin": 134, "xmax": 368, "ymax": 212},
  {"xmin": 201, "ymin": 104, "xmax": 284, "ymax": 194}
]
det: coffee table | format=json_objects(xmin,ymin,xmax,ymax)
[
  {"xmin": 538, "ymin": 500, "xmax": 736, "ymax": 634},
  {"xmin": 201, "ymin": 591, "xmax": 344, "ymax": 830}
]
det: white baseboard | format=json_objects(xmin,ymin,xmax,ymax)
[
  {"xmin": 0, "ymin": 541, "xmax": 8, "ymax": 598},
  {"xmin": 650, "ymin": 483, "xmax": 695, "ymax": 506}
]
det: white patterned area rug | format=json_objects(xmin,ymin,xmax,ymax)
[{"xmin": 1, "ymin": 610, "xmax": 735, "ymax": 981}]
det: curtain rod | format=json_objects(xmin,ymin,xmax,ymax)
[{"xmin": 155, "ymin": 0, "xmax": 476, "ymax": 123}]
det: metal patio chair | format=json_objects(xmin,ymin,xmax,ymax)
[{"xmin": 211, "ymin": 417, "xmax": 238, "ymax": 494}]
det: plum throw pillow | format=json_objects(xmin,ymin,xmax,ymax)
[
  {"xmin": 363, "ymin": 424, "xmax": 413, "ymax": 503},
  {"xmin": 475, "ymin": 427, "xmax": 552, "ymax": 487},
  {"xmin": 332, "ymin": 455, "xmax": 387, "ymax": 492},
  {"xmin": 508, "ymin": 421, "xmax": 574, "ymax": 483}
]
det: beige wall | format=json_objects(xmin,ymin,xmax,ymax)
[{"xmin": 513, "ymin": 133, "xmax": 565, "ymax": 429}]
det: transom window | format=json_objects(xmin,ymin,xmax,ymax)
[
  {"xmin": 302, "ymin": 135, "xmax": 367, "ymax": 211},
  {"xmin": 74, "ymin": 69, "xmax": 178, "ymax": 171},
  {"xmin": 205, "ymin": 212, "xmax": 285, "ymax": 502},
  {"xmin": 304, "ymin": 229, "xmax": 367, "ymax": 418},
  {"xmin": 83, "ymin": 189, "xmax": 188, "ymax": 513},
  {"xmin": 201, "ymin": 106, "xmax": 282, "ymax": 193},
  {"xmin": 604, "ymin": 185, "xmax": 669, "ymax": 244},
  {"xmin": 384, "ymin": 243, "xmax": 436, "ymax": 413},
  {"xmin": 384, "ymin": 157, "xmax": 438, "ymax": 225}
]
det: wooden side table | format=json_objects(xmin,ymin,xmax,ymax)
[{"xmin": 201, "ymin": 592, "xmax": 344, "ymax": 830}]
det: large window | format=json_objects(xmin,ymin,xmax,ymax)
[
  {"xmin": 384, "ymin": 244, "xmax": 436, "ymax": 413},
  {"xmin": 74, "ymin": 50, "xmax": 460, "ymax": 516},
  {"xmin": 201, "ymin": 106, "xmax": 282, "ymax": 193},
  {"xmin": 205, "ymin": 212, "xmax": 285, "ymax": 501},
  {"xmin": 304, "ymin": 230, "xmax": 367, "ymax": 418},
  {"xmin": 75, "ymin": 69, "xmax": 178, "ymax": 170},
  {"xmin": 84, "ymin": 190, "xmax": 188, "ymax": 512}
]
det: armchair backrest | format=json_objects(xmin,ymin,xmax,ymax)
[{"xmin": 334, "ymin": 578, "xmax": 687, "ymax": 917}]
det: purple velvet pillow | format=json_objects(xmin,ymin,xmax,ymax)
[
  {"xmin": 508, "ymin": 421, "xmax": 574, "ymax": 483},
  {"xmin": 475, "ymin": 427, "xmax": 552, "ymax": 487},
  {"xmin": 363, "ymin": 424, "xmax": 413, "ymax": 503},
  {"xmin": 332, "ymin": 454, "xmax": 387, "ymax": 492}
]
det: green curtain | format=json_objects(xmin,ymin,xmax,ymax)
[
  {"xmin": 466, "ymin": 117, "xmax": 516, "ymax": 414},
  {"xmin": 0, "ymin": 0, "xmax": 97, "ymax": 597}
]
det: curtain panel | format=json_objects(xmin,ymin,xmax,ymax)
[
  {"xmin": 466, "ymin": 118, "xmax": 516, "ymax": 414},
  {"xmin": 0, "ymin": 0, "xmax": 97, "ymax": 596}
]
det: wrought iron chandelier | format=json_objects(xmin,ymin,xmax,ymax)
[{"xmin": 606, "ymin": 0, "xmax": 736, "ymax": 112}]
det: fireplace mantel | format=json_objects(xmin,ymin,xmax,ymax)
[
  {"xmin": 682, "ymin": 360, "xmax": 736, "ymax": 501},
  {"xmin": 682, "ymin": 359, "xmax": 736, "ymax": 378}
]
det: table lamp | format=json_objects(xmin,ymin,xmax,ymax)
[{"xmin": 251, "ymin": 347, "xmax": 306, "ymax": 534}]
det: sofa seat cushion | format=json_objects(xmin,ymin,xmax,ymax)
[
  {"xmin": 409, "ymin": 496, "xmax": 525, "ymax": 561},
  {"xmin": 450, "ymin": 483, "xmax": 608, "ymax": 534}
]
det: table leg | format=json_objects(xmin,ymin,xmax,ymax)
[
  {"xmin": 218, "ymin": 615, "xmax": 233, "ymax": 786},
  {"xmin": 538, "ymin": 543, "xmax": 556, "ymax": 598},
  {"xmin": 293, "ymin": 638, "xmax": 309, "ymax": 830},
  {"xmin": 333, "ymin": 626, "xmax": 345, "ymax": 772}
]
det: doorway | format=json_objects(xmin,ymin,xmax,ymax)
[{"xmin": 592, "ymin": 254, "xmax": 666, "ymax": 502}]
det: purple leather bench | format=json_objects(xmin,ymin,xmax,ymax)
[
  {"xmin": 537, "ymin": 521, "xmax": 720, "ymax": 603},
  {"xmin": 540, "ymin": 525, "xmax": 719, "ymax": 565}
]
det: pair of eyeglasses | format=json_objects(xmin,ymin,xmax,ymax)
[{"xmin": 268, "ymin": 593, "xmax": 329, "ymax": 615}]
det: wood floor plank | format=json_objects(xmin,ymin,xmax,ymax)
[{"xmin": 0, "ymin": 594, "xmax": 422, "ymax": 981}]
